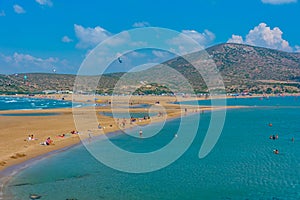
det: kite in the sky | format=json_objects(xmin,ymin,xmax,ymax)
[{"xmin": 118, "ymin": 57, "xmax": 122, "ymax": 63}]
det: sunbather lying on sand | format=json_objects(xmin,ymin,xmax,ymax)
[
  {"xmin": 58, "ymin": 134, "xmax": 65, "ymax": 138},
  {"xmin": 40, "ymin": 137, "xmax": 53, "ymax": 145}
]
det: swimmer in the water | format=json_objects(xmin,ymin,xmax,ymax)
[{"xmin": 273, "ymin": 149, "xmax": 279, "ymax": 154}]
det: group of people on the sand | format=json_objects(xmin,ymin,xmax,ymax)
[
  {"xmin": 58, "ymin": 130, "xmax": 78, "ymax": 138},
  {"xmin": 25, "ymin": 130, "xmax": 79, "ymax": 146},
  {"xmin": 115, "ymin": 115, "xmax": 152, "ymax": 129},
  {"xmin": 27, "ymin": 134, "xmax": 37, "ymax": 141}
]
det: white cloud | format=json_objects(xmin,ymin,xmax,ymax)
[
  {"xmin": 13, "ymin": 4, "xmax": 26, "ymax": 14},
  {"xmin": 74, "ymin": 24, "xmax": 111, "ymax": 49},
  {"xmin": 151, "ymin": 50, "xmax": 175, "ymax": 63},
  {"xmin": 1, "ymin": 52, "xmax": 58, "ymax": 68},
  {"xmin": 152, "ymin": 50, "xmax": 169, "ymax": 58},
  {"xmin": 0, "ymin": 53, "xmax": 12, "ymax": 63},
  {"xmin": 12, "ymin": 52, "xmax": 58, "ymax": 65},
  {"xmin": 35, "ymin": 0, "xmax": 53, "ymax": 7},
  {"xmin": 127, "ymin": 51, "xmax": 145, "ymax": 58},
  {"xmin": 0, "ymin": 10, "xmax": 5, "ymax": 16},
  {"xmin": 227, "ymin": 34, "xmax": 243, "ymax": 44},
  {"xmin": 62, "ymin": 36, "xmax": 73, "ymax": 43},
  {"xmin": 166, "ymin": 29, "xmax": 215, "ymax": 54},
  {"xmin": 0, "ymin": 52, "xmax": 74, "ymax": 74},
  {"xmin": 227, "ymin": 23, "xmax": 293, "ymax": 52},
  {"xmin": 261, "ymin": 0, "xmax": 297, "ymax": 4},
  {"xmin": 132, "ymin": 21, "xmax": 151, "ymax": 28},
  {"xmin": 246, "ymin": 23, "xmax": 292, "ymax": 51},
  {"xmin": 295, "ymin": 45, "xmax": 300, "ymax": 52},
  {"xmin": 181, "ymin": 29, "xmax": 215, "ymax": 46}
]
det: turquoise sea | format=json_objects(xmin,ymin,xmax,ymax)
[
  {"xmin": 176, "ymin": 95, "xmax": 300, "ymax": 107},
  {"xmin": 0, "ymin": 96, "xmax": 85, "ymax": 111},
  {"xmin": 1, "ymin": 96, "xmax": 300, "ymax": 200},
  {"xmin": 0, "ymin": 113, "xmax": 60, "ymax": 117}
]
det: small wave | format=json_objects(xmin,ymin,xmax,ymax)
[
  {"xmin": 73, "ymin": 105, "xmax": 82, "ymax": 108},
  {"xmin": 96, "ymin": 104, "xmax": 106, "ymax": 107},
  {"xmin": 4, "ymin": 100, "xmax": 17, "ymax": 103},
  {"xmin": 37, "ymin": 106, "xmax": 48, "ymax": 108}
]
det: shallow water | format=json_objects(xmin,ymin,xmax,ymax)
[
  {"xmin": 121, "ymin": 104, "xmax": 152, "ymax": 109},
  {"xmin": 100, "ymin": 111, "xmax": 157, "ymax": 119},
  {"xmin": 3, "ymin": 97, "xmax": 300, "ymax": 199}
]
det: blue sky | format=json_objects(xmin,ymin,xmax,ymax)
[{"xmin": 0, "ymin": 0, "xmax": 299, "ymax": 74}]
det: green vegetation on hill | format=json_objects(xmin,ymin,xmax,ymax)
[{"xmin": 1, "ymin": 43, "xmax": 300, "ymax": 95}]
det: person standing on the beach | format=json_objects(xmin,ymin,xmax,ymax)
[
  {"xmin": 88, "ymin": 131, "xmax": 93, "ymax": 143},
  {"xmin": 28, "ymin": 134, "xmax": 32, "ymax": 141},
  {"xmin": 139, "ymin": 129, "xmax": 143, "ymax": 138},
  {"xmin": 122, "ymin": 118, "xmax": 126, "ymax": 128}
]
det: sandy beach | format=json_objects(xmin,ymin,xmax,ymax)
[{"xmin": 0, "ymin": 94, "xmax": 259, "ymax": 172}]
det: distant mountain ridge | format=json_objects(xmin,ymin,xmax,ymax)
[
  {"xmin": 165, "ymin": 43, "xmax": 300, "ymax": 94},
  {"xmin": 207, "ymin": 43, "xmax": 300, "ymax": 81},
  {"xmin": 1, "ymin": 43, "xmax": 300, "ymax": 94}
]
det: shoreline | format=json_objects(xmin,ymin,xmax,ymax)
[
  {"xmin": 0, "ymin": 110, "xmax": 215, "ymax": 199},
  {"xmin": 0, "ymin": 104, "xmax": 229, "ymax": 199},
  {"xmin": 0, "ymin": 104, "xmax": 206, "ymax": 199},
  {"xmin": 1, "ymin": 94, "xmax": 298, "ymax": 179},
  {"xmin": 1, "ymin": 93, "xmax": 295, "ymax": 172},
  {"xmin": 0, "ymin": 142, "xmax": 81, "ymax": 199},
  {"xmin": 1, "ymin": 93, "xmax": 298, "ymax": 172},
  {"xmin": 1, "ymin": 94, "xmax": 299, "ymax": 198}
]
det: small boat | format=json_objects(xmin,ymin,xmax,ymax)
[{"xmin": 29, "ymin": 194, "xmax": 42, "ymax": 199}]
